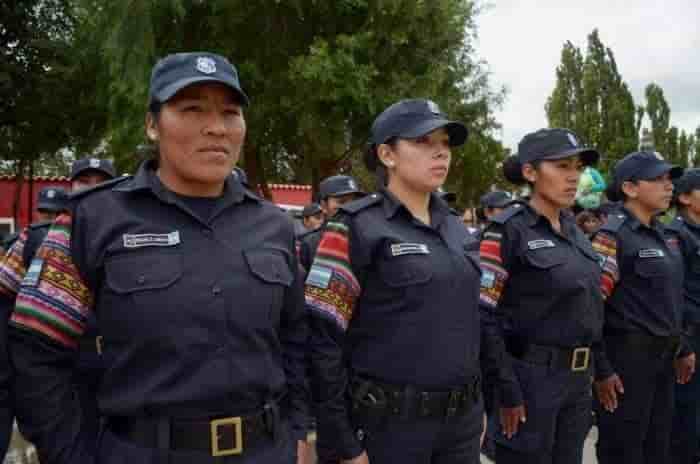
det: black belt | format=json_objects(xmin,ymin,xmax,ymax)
[
  {"xmin": 511, "ymin": 344, "xmax": 591, "ymax": 372},
  {"xmin": 108, "ymin": 403, "xmax": 281, "ymax": 457},
  {"xmin": 350, "ymin": 376, "xmax": 481, "ymax": 420}
]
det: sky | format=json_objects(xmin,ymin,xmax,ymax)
[{"xmin": 477, "ymin": 0, "xmax": 700, "ymax": 153}]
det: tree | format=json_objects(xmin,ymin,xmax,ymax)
[
  {"xmin": 546, "ymin": 30, "xmax": 638, "ymax": 173},
  {"xmin": 75, "ymin": 0, "xmax": 506, "ymax": 202},
  {"xmin": 644, "ymin": 83, "xmax": 671, "ymax": 156}
]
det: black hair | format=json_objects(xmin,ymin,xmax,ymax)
[
  {"xmin": 364, "ymin": 137, "xmax": 398, "ymax": 189},
  {"xmin": 502, "ymin": 155, "xmax": 543, "ymax": 186}
]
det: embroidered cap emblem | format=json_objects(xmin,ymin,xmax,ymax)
[
  {"xmin": 196, "ymin": 56, "xmax": 217, "ymax": 74},
  {"xmin": 567, "ymin": 133, "xmax": 579, "ymax": 147},
  {"xmin": 89, "ymin": 158, "xmax": 101, "ymax": 169},
  {"xmin": 46, "ymin": 190, "xmax": 55, "ymax": 199}
]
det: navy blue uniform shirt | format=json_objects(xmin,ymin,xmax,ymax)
[
  {"xmin": 304, "ymin": 189, "xmax": 482, "ymax": 459},
  {"xmin": 665, "ymin": 215, "xmax": 700, "ymax": 327},
  {"xmin": 592, "ymin": 207, "xmax": 688, "ymax": 379},
  {"xmin": 7, "ymin": 161, "xmax": 309, "ymax": 463},
  {"xmin": 478, "ymin": 201, "xmax": 604, "ymax": 407}
]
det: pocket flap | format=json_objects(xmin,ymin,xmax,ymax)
[
  {"xmin": 106, "ymin": 250, "xmax": 183, "ymax": 294},
  {"xmin": 244, "ymin": 249, "xmax": 294, "ymax": 286},
  {"xmin": 634, "ymin": 257, "xmax": 665, "ymax": 278},
  {"xmin": 523, "ymin": 249, "xmax": 567, "ymax": 269}
]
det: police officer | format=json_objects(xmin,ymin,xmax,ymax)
[
  {"xmin": 476, "ymin": 191, "xmax": 512, "ymax": 224},
  {"xmin": 0, "ymin": 185, "xmax": 69, "ymax": 459},
  {"xmin": 305, "ymin": 98, "xmax": 483, "ymax": 464},
  {"xmin": 301, "ymin": 203, "xmax": 324, "ymax": 232},
  {"xmin": 663, "ymin": 169, "xmax": 700, "ymax": 464},
  {"xmin": 8, "ymin": 52, "xmax": 308, "ymax": 463},
  {"xmin": 478, "ymin": 129, "xmax": 604, "ymax": 464},
  {"xmin": 591, "ymin": 151, "xmax": 695, "ymax": 464},
  {"xmin": 297, "ymin": 175, "xmax": 364, "ymax": 272},
  {"xmin": 70, "ymin": 157, "xmax": 117, "ymax": 190}
]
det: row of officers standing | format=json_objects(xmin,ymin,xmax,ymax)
[{"xmin": 0, "ymin": 50, "xmax": 697, "ymax": 464}]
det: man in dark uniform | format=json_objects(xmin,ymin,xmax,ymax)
[
  {"xmin": 301, "ymin": 203, "xmax": 324, "ymax": 233},
  {"xmin": 592, "ymin": 151, "xmax": 695, "ymax": 464},
  {"xmin": 0, "ymin": 186, "xmax": 68, "ymax": 460},
  {"xmin": 666, "ymin": 169, "xmax": 700, "ymax": 464},
  {"xmin": 297, "ymin": 175, "xmax": 364, "ymax": 273}
]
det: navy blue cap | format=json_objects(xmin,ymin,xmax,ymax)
[
  {"xmin": 518, "ymin": 128, "xmax": 599, "ymax": 166},
  {"xmin": 480, "ymin": 190, "xmax": 512, "ymax": 208},
  {"xmin": 319, "ymin": 175, "xmax": 364, "ymax": 199},
  {"xmin": 366, "ymin": 99, "xmax": 468, "ymax": 170},
  {"xmin": 612, "ymin": 151, "xmax": 683, "ymax": 185},
  {"xmin": 302, "ymin": 203, "xmax": 323, "ymax": 218},
  {"xmin": 70, "ymin": 157, "xmax": 116, "ymax": 181},
  {"xmin": 673, "ymin": 168, "xmax": 700, "ymax": 195},
  {"xmin": 37, "ymin": 187, "xmax": 68, "ymax": 212},
  {"xmin": 149, "ymin": 52, "xmax": 249, "ymax": 107}
]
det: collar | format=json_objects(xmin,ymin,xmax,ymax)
[
  {"xmin": 618, "ymin": 205, "xmax": 665, "ymax": 233},
  {"xmin": 380, "ymin": 187, "xmax": 450, "ymax": 227},
  {"xmin": 519, "ymin": 200, "xmax": 572, "ymax": 230},
  {"xmin": 115, "ymin": 160, "xmax": 258, "ymax": 206}
]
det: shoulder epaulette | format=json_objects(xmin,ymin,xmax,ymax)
[
  {"xmin": 490, "ymin": 203, "xmax": 525, "ymax": 225},
  {"xmin": 339, "ymin": 192, "xmax": 383, "ymax": 215},
  {"xmin": 28, "ymin": 220, "xmax": 52, "ymax": 231},
  {"xmin": 665, "ymin": 216, "xmax": 684, "ymax": 233},
  {"xmin": 600, "ymin": 213, "xmax": 627, "ymax": 233},
  {"xmin": 68, "ymin": 175, "xmax": 132, "ymax": 202}
]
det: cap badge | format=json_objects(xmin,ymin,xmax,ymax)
[
  {"xmin": 196, "ymin": 56, "xmax": 217, "ymax": 74},
  {"xmin": 89, "ymin": 158, "xmax": 101, "ymax": 169},
  {"xmin": 427, "ymin": 100, "xmax": 441, "ymax": 115},
  {"xmin": 567, "ymin": 133, "xmax": 579, "ymax": 147},
  {"xmin": 46, "ymin": 190, "xmax": 55, "ymax": 199},
  {"xmin": 653, "ymin": 152, "xmax": 665, "ymax": 161},
  {"xmin": 348, "ymin": 179, "xmax": 357, "ymax": 190}
]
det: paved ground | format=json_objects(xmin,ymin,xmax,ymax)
[{"xmin": 481, "ymin": 427, "xmax": 598, "ymax": 463}]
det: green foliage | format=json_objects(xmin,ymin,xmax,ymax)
[
  {"xmin": 77, "ymin": 0, "xmax": 505, "ymax": 201},
  {"xmin": 546, "ymin": 30, "xmax": 638, "ymax": 174}
]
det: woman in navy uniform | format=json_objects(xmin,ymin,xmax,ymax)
[
  {"xmin": 305, "ymin": 99, "xmax": 484, "ymax": 464},
  {"xmin": 7, "ymin": 52, "xmax": 309, "ymax": 463},
  {"xmin": 667, "ymin": 169, "xmax": 700, "ymax": 464},
  {"xmin": 478, "ymin": 128, "xmax": 604, "ymax": 464},
  {"xmin": 591, "ymin": 151, "xmax": 694, "ymax": 464}
]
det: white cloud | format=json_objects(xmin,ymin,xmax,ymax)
[{"xmin": 477, "ymin": 0, "xmax": 700, "ymax": 152}]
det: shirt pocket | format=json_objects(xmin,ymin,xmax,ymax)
[
  {"xmin": 243, "ymin": 248, "xmax": 294, "ymax": 327},
  {"xmin": 378, "ymin": 253, "xmax": 434, "ymax": 288},
  {"xmin": 102, "ymin": 248, "xmax": 184, "ymax": 335},
  {"xmin": 633, "ymin": 256, "xmax": 666, "ymax": 290}
]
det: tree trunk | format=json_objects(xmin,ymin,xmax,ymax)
[
  {"xmin": 27, "ymin": 160, "xmax": 35, "ymax": 224},
  {"xmin": 243, "ymin": 144, "xmax": 271, "ymax": 200},
  {"xmin": 12, "ymin": 159, "xmax": 26, "ymax": 229}
]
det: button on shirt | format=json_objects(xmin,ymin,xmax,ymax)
[
  {"xmin": 591, "ymin": 208, "xmax": 687, "ymax": 379},
  {"xmin": 8, "ymin": 162, "xmax": 309, "ymax": 463},
  {"xmin": 478, "ymin": 202, "xmax": 604, "ymax": 406},
  {"xmin": 304, "ymin": 189, "xmax": 482, "ymax": 459}
]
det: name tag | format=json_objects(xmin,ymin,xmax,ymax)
[
  {"xmin": 390, "ymin": 243, "xmax": 430, "ymax": 256},
  {"xmin": 639, "ymin": 248, "xmax": 664, "ymax": 258},
  {"xmin": 527, "ymin": 239, "xmax": 555, "ymax": 250},
  {"xmin": 123, "ymin": 231, "xmax": 181, "ymax": 249},
  {"xmin": 23, "ymin": 259, "xmax": 44, "ymax": 287}
]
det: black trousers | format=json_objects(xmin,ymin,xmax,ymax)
[
  {"xmin": 595, "ymin": 337, "xmax": 675, "ymax": 464},
  {"xmin": 355, "ymin": 397, "xmax": 483, "ymax": 464},
  {"xmin": 671, "ymin": 334, "xmax": 700, "ymax": 464},
  {"xmin": 493, "ymin": 358, "xmax": 592, "ymax": 464}
]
